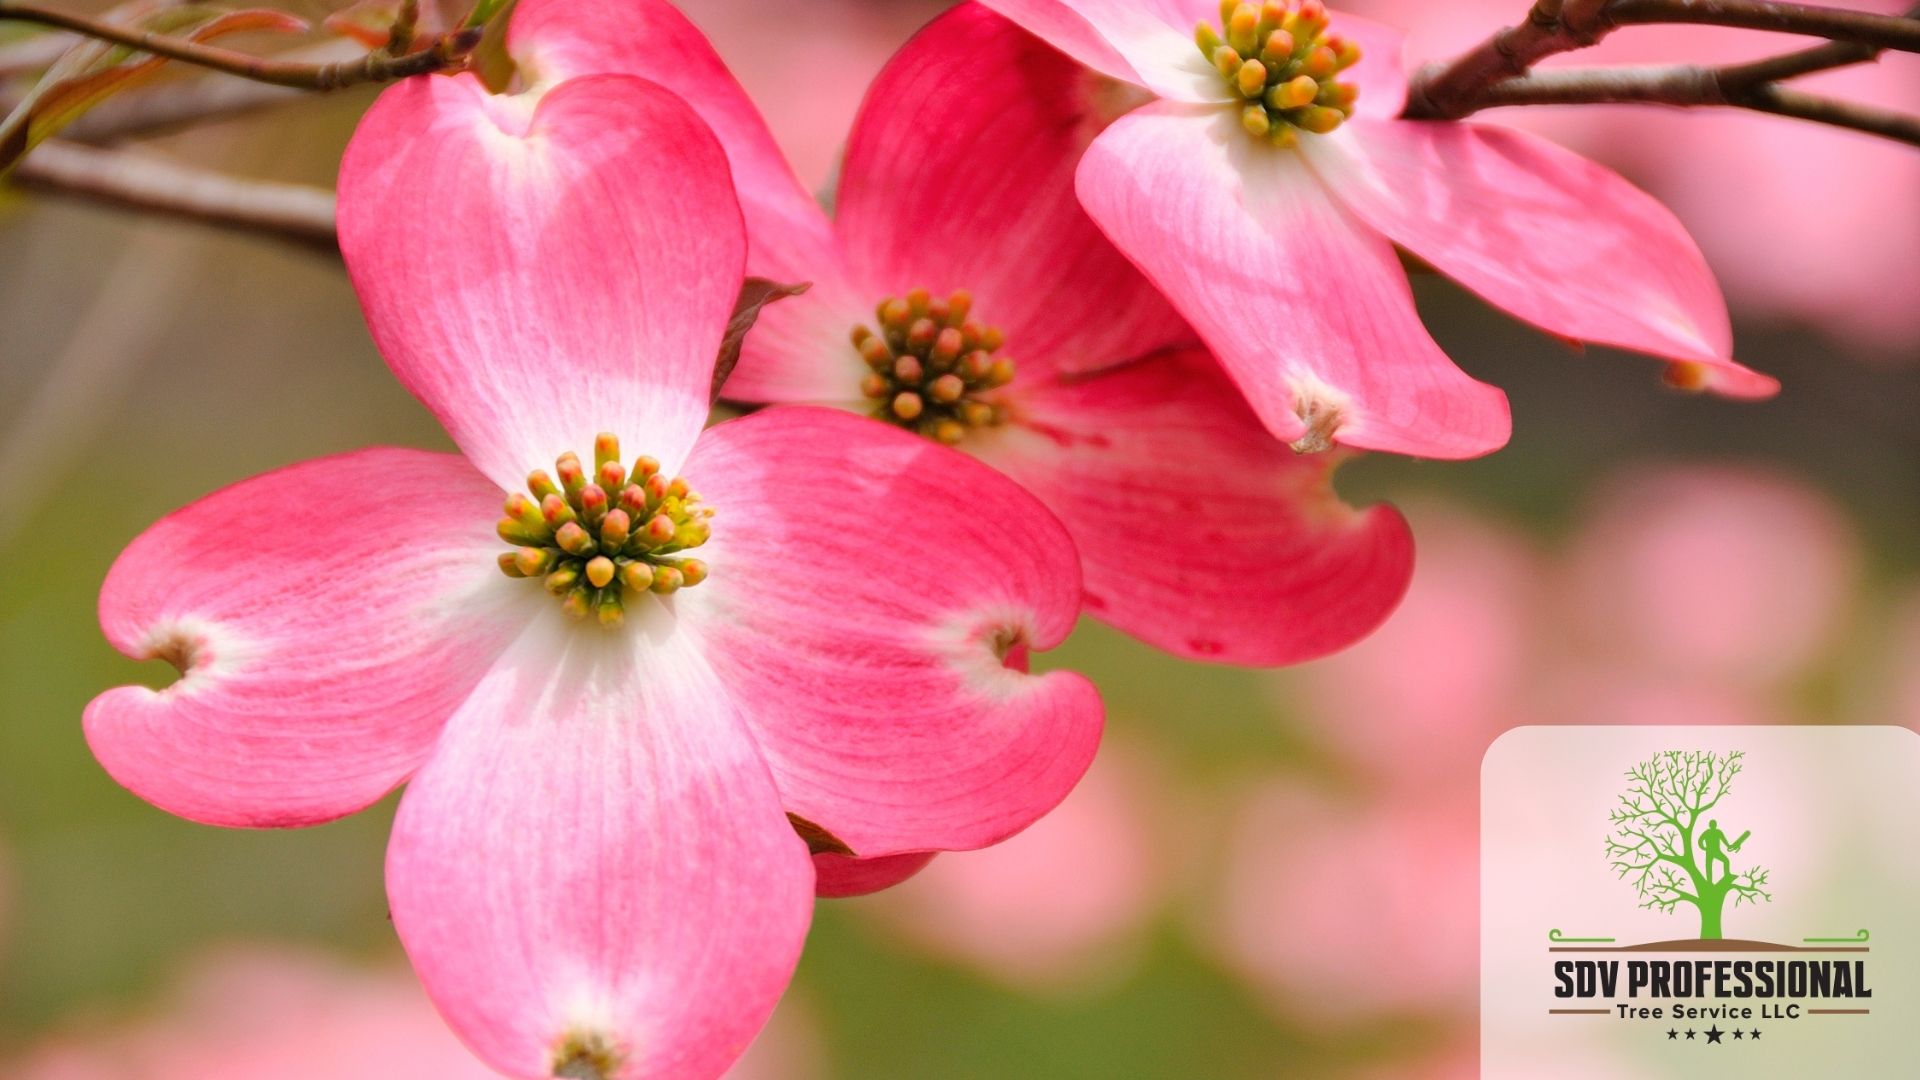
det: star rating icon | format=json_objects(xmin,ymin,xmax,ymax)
[
  {"xmin": 1685, "ymin": 1029, "xmax": 1697, "ymax": 1040},
  {"xmin": 1666, "ymin": 1029, "xmax": 1678, "ymax": 1040},
  {"xmin": 1705, "ymin": 1025, "xmax": 1725, "ymax": 1044}
]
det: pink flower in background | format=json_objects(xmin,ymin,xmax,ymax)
[
  {"xmin": 864, "ymin": 742, "xmax": 1178, "ymax": 991},
  {"xmin": 1208, "ymin": 781, "xmax": 1477, "ymax": 1025},
  {"xmin": 506, "ymin": 0, "xmax": 1416, "ymax": 667},
  {"xmin": 977, "ymin": 1, "xmax": 1775, "ymax": 461},
  {"xmin": 82, "ymin": 44, "xmax": 1100, "ymax": 1080},
  {"xmin": 0, "ymin": 948, "xmax": 824, "ymax": 1080},
  {"xmin": 1343, "ymin": 0, "xmax": 1920, "ymax": 355},
  {"xmin": 1565, "ymin": 466, "xmax": 1859, "ymax": 689},
  {"xmin": 1285, "ymin": 467, "xmax": 1860, "ymax": 800}
]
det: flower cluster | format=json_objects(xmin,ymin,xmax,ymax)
[{"xmin": 80, "ymin": 1, "xmax": 1771, "ymax": 1078}]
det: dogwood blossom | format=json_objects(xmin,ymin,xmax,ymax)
[
  {"xmin": 976, "ymin": 0, "xmax": 1777, "ymax": 459},
  {"xmin": 84, "ymin": 62, "xmax": 1098, "ymax": 1080}
]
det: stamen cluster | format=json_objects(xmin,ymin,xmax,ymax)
[
  {"xmin": 1198, "ymin": 0, "xmax": 1362, "ymax": 147},
  {"xmin": 496, "ymin": 433, "xmax": 712, "ymax": 628},
  {"xmin": 853, "ymin": 288, "xmax": 1015, "ymax": 445}
]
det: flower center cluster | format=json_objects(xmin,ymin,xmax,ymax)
[
  {"xmin": 1197, "ymin": 0, "xmax": 1361, "ymax": 148},
  {"xmin": 852, "ymin": 288, "xmax": 1014, "ymax": 445},
  {"xmin": 495, "ymin": 433, "xmax": 712, "ymax": 628}
]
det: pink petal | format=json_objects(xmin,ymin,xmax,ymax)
[
  {"xmin": 812, "ymin": 852, "xmax": 938, "ymax": 899},
  {"xmin": 975, "ymin": 0, "xmax": 1229, "ymax": 102},
  {"xmin": 832, "ymin": 4, "xmax": 1193, "ymax": 381},
  {"xmin": 338, "ymin": 73, "xmax": 745, "ymax": 488},
  {"xmin": 387, "ymin": 617, "xmax": 813, "ymax": 1080},
  {"xmin": 1076, "ymin": 102, "xmax": 1511, "ymax": 459},
  {"xmin": 501, "ymin": 0, "xmax": 863, "ymax": 406},
  {"xmin": 973, "ymin": 349, "xmax": 1413, "ymax": 664},
  {"xmin": 1306, "ymin": 119, "xmax": 1777, "ymax": 395},
  {"xmin": 679, "ymin": 407, "xmax": 1102, "ymax": 858},
  {"xmin": 83, "ymin": 450, "xmax": 526, "ymax": 829},
  {"xmin": 505, "ymin": 0, "xmax": 843, "ymax": 287}
]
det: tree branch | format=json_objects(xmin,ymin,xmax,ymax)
[
  {"xmin": 9, "ymin": 138, "xmax": 337, "ymax": 252},
  {"xmin": 1608, "ymin": 0, "xmax": 1920, "ymax": 52},
  {"xmin": 1407, "ymin": 0, "xmax": 1920, "ymax": 120},
  {"xmin": 0, "ymin": 4, "xmax": 481, "ymax": 90},
  {"xmin": 1439, "ymin": 62, "xmax": 1920, "ymax": 147}
]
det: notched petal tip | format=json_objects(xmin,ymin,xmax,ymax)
[
  {"xmin": 552, "ymin": 1030, "xmax": 623, "ymax": 1080},
  {"xmin": 787, "ymin": 811, "xmax": 856, "ymax": 856},
  {"xmin": 121, "ymin": 617, "xmax": 245, "ymax": 694}
]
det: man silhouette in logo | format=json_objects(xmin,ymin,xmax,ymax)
[{"xmin": 1699, "ymin": 819, "xmax": 1748, "ymax": 884}]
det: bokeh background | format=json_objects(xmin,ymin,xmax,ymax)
[{"xmin": 2, "ymin": 1, "xmax": 1917, "ymax": 1076}]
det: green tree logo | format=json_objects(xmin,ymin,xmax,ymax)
[{"xmin": 1605, "ymin": 750, "xmax": 1773, "ymax": 939}]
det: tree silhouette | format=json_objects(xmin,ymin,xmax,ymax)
[{"xmin": 1604, "ymin": 750, "xmax": 1772, "ymax": 939}]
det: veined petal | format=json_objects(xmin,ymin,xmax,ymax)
[
  {"xmin": 338, "ymin": 73, "xmax": 745, "ymax": 487},
  {"xmin": 84, "ymin": 449, "xmax": 529, "ymax": 828},
  {"xmin": 835, "ymin": 4, "xmax": 1192, "ymax": 380},
  {"xmin": 678, "ymin": 408, "xmax": 1102, "ymax": 858},
  {"xmin": 973, "ymin": 349, "xmax": 1413, "ymax": 665},
  {"xmin": 1306, "ymin": 118, "xmax": 1776, "ymax": 396},
  {"xmin": 1076, "ymin": 102, "xmax": 1510, "ymax": 459},
  {"xmin": 977, "ymin": 0, "xmax": 1231, "ymax": 103},
  {"xmin": 387, "ymin": 614, "xmax": 812, "ymax": 1080},
  {"xmin": 505, "ymin": 0, "xmax": 844, "ymax": 288},
  {"xmin": 501, "ymin": 0, "xmax": 863, "ymax": 407},
  {"xmin": 813, "ymin": 852, "xmax": 938, "ymax": 899}
]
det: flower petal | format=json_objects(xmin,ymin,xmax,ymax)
[
  {"xmin": 812, "ymin": 852, "xmax": 938, "ymax": 899},
  {"xmin": 338, "ymin": 73, "xmax": 745, "ymax": 487},
  {"xmin": 1306, "ymin": 118, "xmax": 1775, "ymax": 395},
  {"xmin": 505, "ymin": 0, "xmax": 842, "ymax": 286},
  {"xmin": 833, "ymin": 4, "xmax": 1193, "ymax": 380},
  {"xmin": 976, "ymin": 0, "xmax": 1228, "ymax": 102},
  {"xmin": 387, "ymin": 614, "xmax": 813, "ymax": 1080},
  {"xmin": 84, "ymin": 449, "xmax": 528, "ymax": 828},
  {"xmin": 1076, "ymin": 102, "xmax": 1510, "ymax": 459},
  {"xmin": 500, "ymin": 0, "xmax": 863, "ymax": 407},
  {"xmin": 679, "ymin": 407, "xmax": 1102, "ymax": 858},
  {"xmin": 972, "ymin": 349, "xmax": 1413, "ymax": 664}
]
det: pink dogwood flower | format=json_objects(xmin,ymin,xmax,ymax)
[
  {"xmin": 972, "ymin": 0, "xmax": 1777, "ymax": 459},
  {"xmin": 501, "ymin": 0, "xmax": 1415, "ymax": 667},
  {"xmin": 82, "ymin": 60, "xmax": 1101, "ymax": 1080}
]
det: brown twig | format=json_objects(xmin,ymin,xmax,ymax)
[
  {"xmin": 10, "ymin": 138, "xmax": 338, "ymax": 251},
  {"xmin": 1408, "ymin": 0, "xmax": 1919, "ymax": 118},
  {"xmin": 0, "ymin": 3, "xmax": 481, "ymax": 90},
  {"xmin": 1464, "ymin": 65, "xmax": 1920, "ymax": 146},
  {"xmin": 1409, "ymin": 0, "xmax": 1613, "ymax": 119},
  {"xmin": 1741, "ymin": 83, "xmax": 1920, "ymax": 143},
  {"xmin": 1607, "ymin": 0, "xmax": 1920, "ymax": 50}
]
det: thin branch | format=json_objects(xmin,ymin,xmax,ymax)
[
  {"xmin": 1609, "ymin": 0, "xmax": 1920, "ymax": 51},
  {"xmin": 0, "ymin": 4, "xmax": 480, "ymax": 90},
  {"xmin": 9, "ymin": 138, "xmax": 337, "ymax": 251},
  {"xmin": 1466, "ymin": 64, "xmax": 1920, "ymax": 146},
  {"xmin": 1745, "ymin": 83, "xmax": 1920, "ymax": 144},
  {"xmin": 1408, "ymin": 0, "xmax": 1920, "ymax": 119},
  {"xmin": 1408, "ymin": 1, "xmax": 1612, "ymax": 119},
  {"xmin": 66, "ymin": 40, "xmax": 366, "ymax": 140}
]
